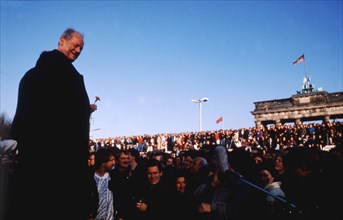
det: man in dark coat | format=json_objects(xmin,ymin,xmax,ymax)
[{"xmin": 6, "ymin": 28, "xmax": 97, "ymax": 220}]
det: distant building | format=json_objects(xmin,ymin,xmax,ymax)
[{"xmin": 251, "ymin": 75, "xmax": 343, "ymax": 127}]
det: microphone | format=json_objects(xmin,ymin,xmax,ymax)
[
  {"xmin": 214, "ymin": 146, "xmax": 298, "ymax": 214},
  {"xmin": 214, "ymin": 145, "xmax": 229, "ymax": 173},
  {"xmin": 214, "ymin": 145, "xmax": 244, "ymax": 180}
]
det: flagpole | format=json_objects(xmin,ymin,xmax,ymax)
[{"xmin": 302, "ymin": 53, "xmax": 308, "ymax": 78}]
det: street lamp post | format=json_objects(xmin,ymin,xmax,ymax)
[{"xmin": 191, "ymin": 97, "xmax": 209, "ymax": 132}]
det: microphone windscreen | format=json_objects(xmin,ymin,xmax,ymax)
[{"xmin": 214, "ymin": 145, "xmax": 229, "ymax": 173}]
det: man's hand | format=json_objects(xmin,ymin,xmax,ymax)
[
  {"xmin": 198, "ymin": 203, "xmax": 211, "ymax": 213},
  {"xmin": 90, "ymin": 104, "xmax": 97, "ymax": 113}
]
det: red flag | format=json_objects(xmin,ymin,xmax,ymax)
[
  {"xmin": 293, "ymin": 54, "xmax": 305, "ymax": 65},
  {"xmin": 216, "ymin": 116, "xmax": 223, "ymax": 124}
]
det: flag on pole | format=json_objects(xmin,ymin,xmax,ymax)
[
  {"xmin": 216, "ymin": 116, "xmax": 223, "ymax": 124},
  {"xmin": 293, "ymin": 54, "xmax": 305, "ymax": 65}
]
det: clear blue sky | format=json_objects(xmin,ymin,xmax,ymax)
[{"xmin": 1, "ymin": 1, "xmax": 342, "ymax": 139}]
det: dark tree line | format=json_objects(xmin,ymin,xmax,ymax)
[{"xmin": 0, "ymin": 113, "xmax": 12, "ymax": 139}]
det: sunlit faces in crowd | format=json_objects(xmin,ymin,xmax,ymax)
[
  {"xmin": 147, "ymin": 163, "xmax": 163, "ymax": 185},
  {"xmin": 258, "ymin": 169, "xmax": 275, "ymax": 186},
  {"xmin": 117, "ymin": 151, "xmax": 131, "ymax": 169},
  {"xmin": 105, "ymin": 155, "xmax": 116, "ymax": 170},
  {"xmin": 176, "ymin": 176, "xmax": 187, "ymax": 193},
  {"xmin": 88, "ymin": 153, "xmax": 95, "ymax": 167}
]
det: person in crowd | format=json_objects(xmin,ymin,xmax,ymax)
[
  {"xmin": 169, "ymin": 169, "xmax": 197, "ymax": 220},
  {"xmin": 135, "ymin": 159, "xmax": 171, "ymax": 220},
  {"xmin": 161, "ymin": 154, "xmax": 177, "ymax": 190},
  {"xmin": 281, "ymin": 146, "xmax": 340, "ymax": 220},
  {"xmin": 253, "ymin": 154, "xmax": 264, "ymax": 166},
  {"xmin": 128, "ymin": 148, "xmax": 146, "ymax": 177},
  {"xmin": 7, "ymin": 28, "xmax": 97, "ymax": 219},
  {"xmin": 0, "ymin": 139, "xmax": 18, "ymax": 219},
  {"xmin": 88, "ymin": 151, "xmax": 96, "ymax": 170},
  {"xmin": 109, "ymin": 149, "xmax": 146, "ymax": 220},
  {"xmin": 174, "ymin": 152, "xmax": 186, "ymax": 169},
  {"xmin": 272, "ymin": 152, "xmax": 287, "ymax": 182},
  {"xmin": 93, "ymin": 148, "xmax": 116, "ymax": 220},
  {"xmin": 257, "ymin": 167, "xmax": 287, "ymax": 219},
  {"xmin": 187, "ymin": 156, "xmax": 210, "ymax": 193},
  {"xmin": 193, "ymin": 146, "xmax": 254, "ymax": 220}
]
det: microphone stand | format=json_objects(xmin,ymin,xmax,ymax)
[{"xmin": 230, "ymin": 170, "xmax": 299, "ymax": 215}]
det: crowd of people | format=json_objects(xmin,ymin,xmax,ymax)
[
  {"xmin": 91, "ymin": 121, "xmax": 342, "ymax": 154},
  {"xmin": 84, "ymin": 121, "xmax": 342, "ymax": 220},
  {"xmin": 2, "ymin": 121, "xmax": 342, "ymax": 220}
]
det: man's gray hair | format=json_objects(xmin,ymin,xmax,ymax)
[
  {"xmin": 60, "ymin": 28, "xmax": 84, "ymax": 40},
  {"xmin": 194, "ymin": 156, "xmax": 208, "ymax": 167}
]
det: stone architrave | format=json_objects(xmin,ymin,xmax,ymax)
[{"xmin": 251, "ymin": 91, "xmax": 343, "ymax": 127}]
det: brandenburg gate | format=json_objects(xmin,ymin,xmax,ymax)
[{"xmin": 251, "ymin": 91, "xmax": 343, "ymax": 128}]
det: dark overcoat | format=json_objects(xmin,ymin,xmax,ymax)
[{"xmin": 9, "ymin": 49, "xmax": 92, "ymax": 219}]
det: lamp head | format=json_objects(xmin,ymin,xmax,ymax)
[{"xmin": 201, "ymin": 97, "xmax": 209, "ymax": 102}]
